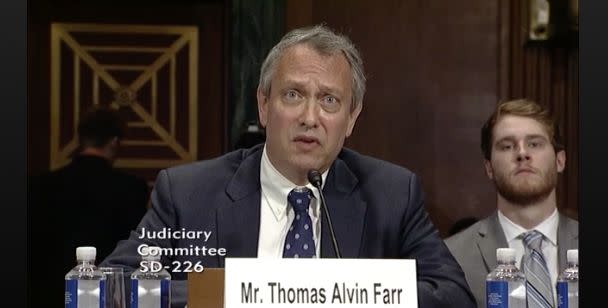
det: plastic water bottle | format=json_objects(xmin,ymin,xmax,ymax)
[
  {"xmin": 131, "ymin": 246, "xmax": 171, "ymax": 308},
  {"xmin": 486, "ymin": 248, "xmax": 526, "ymax": 307},
  {"xmin": 557, "ymin": 249, "xmax": 578, "ymax": 308},
  {"xmin": 65, "ymin": 246, "xmax": 106, "ymax": 308}
]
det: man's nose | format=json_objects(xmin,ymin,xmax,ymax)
[
  {"xmin": 300, "ymin": 100, "xmax": 319, "ymax": 128},
  {"xmin": 516, "ymin": 142, "xmax": 531, "ymax": 162}
]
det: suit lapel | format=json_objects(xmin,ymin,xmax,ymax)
[
  {"xmin": 216, "ymin": 146, "xmax": 263, "ymax": 266},
  {"xmin": 477, "ymin": 212, "xmax": 508, "ymax": 273},
  {"xmin": 557, "ymin": 213, "xmax": 579, "ymax": 271},
  {"xmin": 320, "ymin": 158, "xmax": 366, "ymax": 258}
]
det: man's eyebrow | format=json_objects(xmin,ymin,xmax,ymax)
[
  {"xmin": 525, "ymin": 134, "xmax": 549, "ymax": 140},
  {"xmin": 494, "ymin": 136, "xmax": 516, "ymax": 144},
  {"xmin": 494, "ymin": 134, "xmax": 549, "ymax": 144},
  {"xmin": 317, "ymin": 84, "xmax": 345, "ymax": 97},
  {"xmin": 278, "ymin": 79, "xmax": 345, "ymax": 97},
  {"xmin": 280, "ymin": 79, "xmax": 306, "ymax": 89}
]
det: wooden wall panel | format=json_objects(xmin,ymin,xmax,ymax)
[
  {"xmin": 27, "ymin": 0, "xmax": 579, "ymax": 235},
  {"xmin": 285, "ymin": 0, "xmax": 579, "ymax": 236},
  {"xmin": 27, "ymin": 0, "xmax": 227, "ymax": 184},
  {"xmin": 286, "ymin": 0, "xmax": 500, "ymax": 237}
]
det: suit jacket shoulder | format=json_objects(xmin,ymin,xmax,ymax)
[
  {"xmin": 339, "ymin": 148, "xmax": 417, "ymax": 181},
  {"xmin": 337, "ymin": 148, "xmax": 421, "ymax": 203},
  {"xmin": 445, "ymin": 219, "xmax": 484, "ymax": 252},
  {"xmin": 445, "ymin": 216, "xmax": 501, "ymax": 276},
  {"xmin": 156, "ymin": 146, "xmax": 261, "ymax": 204},
  {"xmin": 557, "ymin": 213, "xmax": 579, "ymax": 270},
  {"xmin": 559, "ymin": 214, "xmax": 578, "ymax": 237},
  {"xmin": 445, "ymin": 213, "xmax": 506, "ymax": 308}
]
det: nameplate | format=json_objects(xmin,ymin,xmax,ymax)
[{"xmin": 224, "ymin": 258, "xmax": 417, "ymax": 307}]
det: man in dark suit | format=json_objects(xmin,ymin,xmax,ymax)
[
  {"xmin": 28, "ymin": 106, "xmax": 149, "ymax": 306},
  {"xmin": 101, "ymin": 24, "xmax": 475, "ymax": 307},
  {"xmin": 445, "ymin": 99, "xmax": 578, "ymax": 307}
]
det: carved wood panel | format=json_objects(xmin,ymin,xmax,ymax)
[{"xmin": 49, "ymin": 23, "xmax": 199, "ymax": 170}]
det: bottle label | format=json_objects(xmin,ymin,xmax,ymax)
[
  {"xmin": 65, "ymin": 280, "xmax": 78, "ymax": 308},
  {"xmin": 100, "ymin": 280, "xmax": 105, "ymax": 308},
  {"xmin": 65, "ymin": 279, "xmax": 105, "ymax": 308},
  {"xmin": 487, "ymin": 281, "xmax": 508, "ymax": 307},
  {"xmin": 131, "ymin": 280, "xmax": 138, "ymax": 308},
  {"xmin": 161, "ymin": 279, "xmax": 170, "ymax": 308},
  {"xmin": 557, "ymin": 281, "xmax": 568, "ymax": 308},
  {"xmin": 131, "ymin": 279, "xmax": 170, "ymax": 308}
]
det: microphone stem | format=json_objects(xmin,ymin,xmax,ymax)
[{"xmin": 317, "ymin": 188, "xmax": 342, "ymax": 258}]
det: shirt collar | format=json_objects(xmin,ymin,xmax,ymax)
[
  {"xmin": 498, "ymin": 208, "xmax": 558, "ymax": 246},
  {"xmin": 260, "ymin": 145, "xmax": 329, "ymax": 220}
]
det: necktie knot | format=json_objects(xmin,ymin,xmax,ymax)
[
  {"xmin": 288, "ymin": 188, "xmax": 312, "ymax": 213},
  {"xmin": 522, "ymin": 230, "xmax": 543, "ymax": 250}
]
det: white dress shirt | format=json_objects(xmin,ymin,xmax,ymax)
[
  {"xmin": 257, "ymin": 145, "xmax": 328, "ymax": 258},
  {"xmin": 498, "ymin": 208, "xmax": 559, "ymax": 302}
]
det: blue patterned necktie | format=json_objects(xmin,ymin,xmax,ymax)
[
  {"xmin": 283, "ymin": 187, "xmax": 316, "ymax": 258},
  {"xmin": 522, "ymin": 230, "xmax": 554, "ymax": 308}
]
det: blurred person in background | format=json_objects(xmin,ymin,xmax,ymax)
[{"xmin": 28, "ymin": 105, "xmax": 149, "ymax": 306}]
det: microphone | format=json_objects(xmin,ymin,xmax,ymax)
[{"xmin": 307, "ymin": 169, "xmax": 342, "ymax": 258}]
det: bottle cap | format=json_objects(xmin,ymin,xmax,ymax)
[
  {"xmin": 76, "ymin": 246, "xmax": 97, "ymax": 261},
  {"xmin": 141, "ymin": 246, "xmax": 162, "ymax": 261},
  {"xmin": 567, "ymin": 249, "xmax": 578, "ymax": 265},
  {"xmin": 496, "ymin": 248, "xmax": 516, "ymax": 263}
]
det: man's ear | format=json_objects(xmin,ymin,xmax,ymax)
[
  {"xmin": 257, "ymin": 87, "xmax": 268, "ymax": 127},
  {"xmin": 484, "ymin": 159, "xmax": 494, "ymax": 180},
  {"xmin": 346, "ymin": 102, "xmax": 362, "ymax": 137},
  {"xmin": 556, "ymin": 150, "xmax": 566, "ymax": 173}
]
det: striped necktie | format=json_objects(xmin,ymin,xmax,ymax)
[{"xmin": 522, "ymin": 230, "xmax": 554, "ymax": 308}]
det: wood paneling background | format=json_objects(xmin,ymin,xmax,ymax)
[
  {"xmin": 286, "ymin": 0, "xmax": 499, "ymax": 237},
  {"xmin": 27, "ymin": 0, "xmax": 578, "ymax": 236},
  {"xmin": 27, "ymin": 0, "xmax": 227, "ymax": 183},
  {"xmin": 285, "ymin": 0, "xmax": 579, "ymax": 236}
]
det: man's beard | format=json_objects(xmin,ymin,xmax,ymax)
[{"xmin": 493, "ymin": 167, "xmax": 558, "ymax": 206}]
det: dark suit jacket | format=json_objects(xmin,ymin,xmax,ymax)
[
  {"xmin": 102, "ymin": 145, "xmax": 475, "ymax": 307},
  {"xmin": 445, "ymin": 211, "xmax": 579, "ymax": 308},
  {"xmin": 28, "ymin": 155, "xmax": 149, "ymax": 307}
]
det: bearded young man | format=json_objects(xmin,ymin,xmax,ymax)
[{"xmin": 445, "ymin": 99, "xmax": 578, "ymax": 308}]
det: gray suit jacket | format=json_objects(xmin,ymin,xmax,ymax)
[
  {"xmin": 102, "ymin": 145, "xmax": 476, "ymax": 308},
  {"xmin": 445, "ymin": 211, "xmax": 579, "ymax": 308}
]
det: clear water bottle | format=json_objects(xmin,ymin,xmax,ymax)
[
  {"xmin": 557, "ymin": 249, "xmax": 578, "ymax": 308},
  {"xmin": 486, "ymin": 248, "xmax": 526, "ymax": 308},
  {"xmin": 65, "ymin": 246, "xmax": 106, "ymax": 308},
  {"xmin": 131, "ymin": 246, "xmax": 171, "ymax": 308}
]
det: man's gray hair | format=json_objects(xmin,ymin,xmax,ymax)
[{"xmin": 258, "ymin": 24, "xmax": 366, "ymax": 112}]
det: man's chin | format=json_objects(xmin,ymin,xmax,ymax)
[
  {"xmin": 290, "ymin": 157, "xmax": 324, "ymax": 174},
  {"xmin": 499, "ymin": 183, "xmax": 553, "ymax": 206}
]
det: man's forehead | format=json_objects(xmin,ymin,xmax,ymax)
[
  {"xmin": 493, "ymin": 115, "xmax": 550, "ymax": 140},
  {"xmin": 273, "ymin": 44, "xmax": 353, "ymax": 92},
  {"xmin": 284, "ymin": 43, "xmax": 341, "ymax": 57},
  {"xmin": 278, "ymin": 44, "xmax": 349, "ymax": 69}
]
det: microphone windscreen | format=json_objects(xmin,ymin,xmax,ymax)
[{"xmin": 307, "ymin": 169, "xmax": 322, "ymax": 187}]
